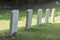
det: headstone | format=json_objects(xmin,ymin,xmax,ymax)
[
  {"xmin": 45, "ymin": 8, "xmax": 50, "ymax": 24},
  {"xmin": 26, "ymin": 9, "xmax": 33, "ymax": 29},
  {"xmin": 51, "ymin": 8, "xmax": 56, "ymax": 22},
  {"xmin": 10, "ymin": 10, "xmax": 19, "ymax": 36},
  {"xmin": 37, "ymin": 9, "xmax": 42, "ymax": 26}
]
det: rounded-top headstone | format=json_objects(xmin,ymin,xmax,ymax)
[
  {"xmin": 11, "ymin": 10, "xmax": 19, "ymax": 13},
  {"xmin": 46, "ymin": 8, "xmax": 50, "ymax": 10},
  {"xmin": 27, "ymin": 9, "xmax": 33, "ymax": 12},
  {"xmin": 52, "ymin": 8, "xmax": 56, "ymax": 11},
  {"xmin": 38, "ymin": 9, "xmax": 42, "ymax": 11}
]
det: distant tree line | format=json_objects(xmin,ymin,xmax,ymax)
[{"xmin": 0, "ymin": 0, "xmax": 57, "ymax": 8}]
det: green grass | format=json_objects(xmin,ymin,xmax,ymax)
[
  {"xmin": 0, "ymin": 23, "xmax": 60, "ymax": 40},
  {"xmin": 0, "ymin": 6, "xmax": 60, "ymax": 20},
  {"xmin": 0, "ymin": 6, "xmax": 60, "ymax": 40}
]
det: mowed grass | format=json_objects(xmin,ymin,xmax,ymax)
[
  {"xmin": 0, "ymin": 23, "xmax": 60, "ymax": 40},
  {"xmin": 0, "ymin": 6, "xmax": 60, "ymax": 40}
]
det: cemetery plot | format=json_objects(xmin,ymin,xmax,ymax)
[{"xmin": 0, "ymin": 8, "xmax": 60, "ymax": 36}]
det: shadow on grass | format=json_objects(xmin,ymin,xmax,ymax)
[
  {"xmin": 0, "ymin": 6, "xmax": 60, "ymax": 20},
  {"xmin": 0, "ymin": 23, "xmax": 60, "ymax": 40}
]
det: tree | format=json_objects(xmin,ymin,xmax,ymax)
[{"xmin": 0, "ymin": 0, "xmax": 58, "ymax": 8}]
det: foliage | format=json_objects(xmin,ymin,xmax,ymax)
[{"xmin": 0, "ymin": 0, "xmax": 58, "ymax": 8}]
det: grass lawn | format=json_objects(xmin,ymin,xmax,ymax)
[{"xmin": 0, "ymin": 6, "xmax": 60, "ymax": 40}]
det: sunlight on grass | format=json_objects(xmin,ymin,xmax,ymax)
[
  {"xmin": 55, "ymin": 16, "xmax": 60, "ymax": 23},
  {"xmin": 0, "ymin": 6, "xmax": 60, "ymax": 40},
  {"xmin": 0, "ymin": 20, "xmax": 10, "ymax": 30},
  {"xmin": 0, "ymin": 16, "xmax": 60, "ymax": 30}
]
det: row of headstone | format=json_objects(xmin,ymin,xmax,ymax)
[
  {"xmin": 10, "ymin": 8, "xmax": 56, "ymax": 36},
  {"xmin": 26, "ymin": 8, "xmax": 56, "ymax": 28},
  {"xmin": 37, "ymin": 8, "xmax": 56, "ymax": 26}
]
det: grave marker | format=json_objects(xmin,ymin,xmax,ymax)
[
  {"xmin": 45, "ymin": 8, "xmax": 50, "ymax": 24},
  {"xmin": 37, "ymin": 9, "xmax": 42, "ymax": 26},
  {"xmin": 51, "ymin": 8, "xmax": 56, "ymax": 22},
  {"xmin": 26, "ymin": 9, "xmax": 33, "ymax": 29},
  {"xmin": 10, "ymin": 10, "xmax": 19, "ymax": 36}
]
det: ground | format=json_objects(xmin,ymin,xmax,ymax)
[{"xmin": 0, "ymin": 2, "xmax": 60, "ymax": 40}]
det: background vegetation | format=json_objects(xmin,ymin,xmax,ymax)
[{"xmin": 0, "ymin": 0, "xmax": 58, "ymax": 8}]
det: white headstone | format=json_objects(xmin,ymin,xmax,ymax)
[
  {"xmin": 10, "ymin": 10, "xmax": 19, "ymax": 36},
  {"xmin": 26, "ymin": 9, "xmax": 33, "ymax": 29},
  {"xmin": 37, "ymin": 9, "xmax": 42, "ymax": 26},
  {"xmin": 45, "ymin": 8, "xmax": 50, "ymax": 24},
  {"xmin": 51, "ymin": 8, "xmax": 56, "ymax": 23}
]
